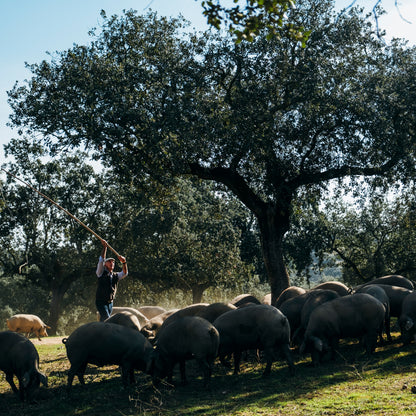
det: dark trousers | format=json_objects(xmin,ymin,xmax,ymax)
[{"xmin": 96, "ymin": 300, "xmax": 113, "ymax": 322}]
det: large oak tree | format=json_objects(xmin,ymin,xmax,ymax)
[{"xmin": 7, "ymin": 0, "xmax": 416, "ymax": 304}]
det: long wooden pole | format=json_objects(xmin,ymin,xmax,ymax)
[{"xmin": 1, "ymin": 167, "xmax": 122, "ymax": 258}]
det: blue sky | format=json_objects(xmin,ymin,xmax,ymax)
[{"xmin": 1, "ymin": 0, "xmax": 415, "ymax": 169}]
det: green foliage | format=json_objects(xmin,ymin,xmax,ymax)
[
  {"xmin": 0, "ymin": 275, "xmax": 50, "ymax": 330},
  {"xmin": 200, "ymin": 0, "xmax": 309, "ymax": 44},
  {"xmin": 320, "ymin": 187, "xmax": 416, "ymax": 286},
  {"xmin": 115, "ymin": 177, "xmax": 255, "ymax": 303},
  {"xmin": 0, "ymin": 140, "xmax": 107, "ymax": 332},
  {"xmin": 0, "ymin": 140, "xmax": 259, "ymax": 329},
  {"xmin": 7, "ymin": 0, "xmax": 416, "ymax": 300}
]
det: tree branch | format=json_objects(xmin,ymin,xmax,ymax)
[
  {"xmin": 188, "ymin": 163, "xmax": 267, "ymax": 216},
  {"xmin": 332, "ymin": 246, "xmax": 365, "ymax": 282},
  {"xmin": 293, "ymin": 155, "xmax": 400, "ymax": 188}
]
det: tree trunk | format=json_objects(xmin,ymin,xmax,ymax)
[
  {"xmin": 48, "ymin": 285, "xmax": 67, "ymax": 335},
  {"xmin": 188, "ymin": 164, "xmax": 292, "ymax": 305},
  {"xmin": 192, "ymin": 285, "xmax": 206, "ymax": 304},
  {"xmin": 257, "ymin": 205, "xmax": 290, "ymax": 306}
]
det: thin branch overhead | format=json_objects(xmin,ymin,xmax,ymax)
[{"xmin": 340, "ymin": 0, "xmax": 412, "ymax": 38}]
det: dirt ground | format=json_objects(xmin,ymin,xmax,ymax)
[{"xmin": 31, "ymin": 336, "xmax": 66, "ymax": 345}]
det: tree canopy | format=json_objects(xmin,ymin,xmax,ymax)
[
  {"xmin": 7, "ymin": 0, "xmax": 416, "ymax": 303},
  {"xmin": 127, "ymin": 178, "xmax": 254, "ymax": 303}
]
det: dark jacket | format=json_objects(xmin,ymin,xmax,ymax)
[{"xmin": 95, "ymin": 269, "xmax": 120, "ymax": 304}]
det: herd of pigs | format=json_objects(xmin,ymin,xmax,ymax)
[{"xmin": 2, "ymin": 274, "xmax": 416, "ymax": 403}]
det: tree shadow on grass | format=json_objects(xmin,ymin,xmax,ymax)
[
  {"xmin": 2, "ymin": 335, "xmax": 416, "ymax": 416},
  {"xmin": 145, "ymin": 336, "xmax": 416, "ymax": 416}
]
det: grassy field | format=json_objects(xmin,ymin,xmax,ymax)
[{"xmin": 1, "ymin": 331, "xmax": 416, "ymax": 416}]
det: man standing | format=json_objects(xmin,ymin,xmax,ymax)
[{"xmin": 95, "ymin": 239, "xmax": 128, "ymax": 321}]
